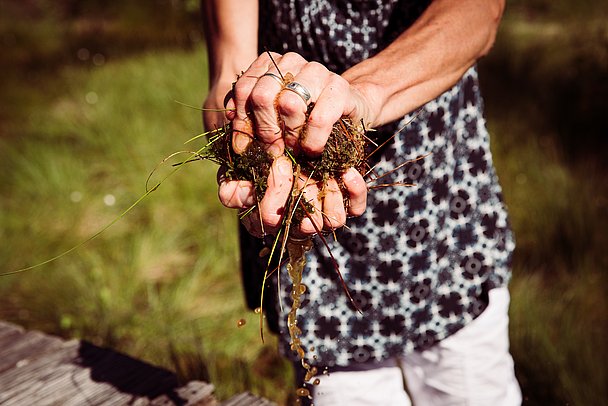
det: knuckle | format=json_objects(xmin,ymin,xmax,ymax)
[
  {"xmin": 252, "ymin": 55, "xmax": 269, "ymax": 68},
  {"xmin": 349, "ymin": 196, "xmax": 367, "ymax": 216},
  {"xmin": 349, "ymin": 201, "xmax": 366, "ymax": 214},
  {"xmin": 306, "ymin": 60, "xmax": 327, "ymax": 73},
  {"xmin": 349, "ymin": 206, "xmax": 365, "ymax": 217},
  {"xmin": 328, "ymin": 74, "xmax": 348, "ymax": 90},
  {"xmin": 278, "ymin": 94, "xmax": 305, "ymax": 116},
  {"xmin": 250, "ymin": 87, "xmax": 276, "ymax": 110},
  {"xmin": 352, "ymin": 177, "xmax": 368, "ymax": 196},
  {"xmin": 345, "ymin": 170, "xmax": 367, "ymax": 195},
  {"xmin": 307, "ymin": 109, "xmax": 336, "ymax": 130},
  {"xmin": 334, "ymin": 214, "xmax": 347, "ymax": 228},
  {"xmin": 301, "ymin": 139, "xmax": 325, "ymax": 155},
  {"xmin": 232, "ymin": 84, "xmax": 250, "ymax": 104},
  {"xmin": 313, "ymin": 212, "xmax": 324, "ymax": 229},
  {"xmin": 283, "ymin": 52, "xmax": 305, "ymax": 64},
  {"xmin": 257, "ymin": 126, "xmax": 281, "ymax": 143}
]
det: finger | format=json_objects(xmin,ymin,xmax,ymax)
[
  {"xmin": 321, "ymin": 178, "xmax": 346, "ymax": 230},
  {"xmin": 295, "ymin": 174, "xmax": 323, "ymax": 235},
  {"xmin": 217, "ymin": 178, "xmax": 256, "ymax": 209},
  {"xmin": 277, "ymin": 61, "xmax": 328, "ymax": 152},
  {"xmin": 259, "ymin": 156, "xmax": 294, "ymax": 229},
  {"xmin": 224, "ymin": 93, "xmax": 236, "ymax": 121},
  {"xmin": 252, "ymin": 52, "xmax": 308, "ymax": 156},
  {"xmin": 342, "ymin": 168, "xmax": 367, "ymax": 216},
  {"xmin": 249, "ymin": 75, "xmax": 283, "ymax": 157},
  {"xmin": 300, "ymin": 74, "xmax": 352, "ymax": 155},
  {"xmin": 217, "ymin": 167, "xmax": 256, "ymax": 208},
  {"xmin": 231, "ymin": 52, "xmax": 283, "ymax": 154}
]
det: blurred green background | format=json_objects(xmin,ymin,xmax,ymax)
[{"xmin": 0, "ymin": 1, "xmax": 606, "ymax": 404}]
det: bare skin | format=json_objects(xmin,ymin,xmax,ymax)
[{"xmin": 202, "ymin": 0, "xmax": 505, "ymax": 237}]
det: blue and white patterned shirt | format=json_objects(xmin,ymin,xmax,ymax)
[{"xmin": 241, "ymin": 0, "xmax": 515, "ymax": 368}]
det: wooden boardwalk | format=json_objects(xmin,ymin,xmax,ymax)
[{"xmin": 0, "ymin": 321, "xmax": 275, "ymax": 406}]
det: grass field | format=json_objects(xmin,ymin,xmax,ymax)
[
  {"xmin": 0, "ymin": 49, "xmax": 294, "ymax": 401},
  {"xmin": 0, "ymin": 2, "xmax": 606, "ymax": 405}
]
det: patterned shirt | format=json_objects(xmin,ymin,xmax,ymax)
[{"xmin": 244, "ymin": 0, "xmax": 515, "ymax": 367}]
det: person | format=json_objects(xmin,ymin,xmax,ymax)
[{"xmin": 202, "ymin": 1, "xmax": 521, "ymax": 405}]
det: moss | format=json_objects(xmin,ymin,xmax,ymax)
[
  {"xmin": 298, "ymin": 118, "xmax": 367, "ymax": 178},
  {"xmin": 204, "ymin": 117, "xmax": 367, "ymax": 207}
]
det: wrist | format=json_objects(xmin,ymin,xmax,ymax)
[
  {"xmin": 346, "ymin": 80, "xmax": 385, "ymax": 128},
  {"xmin": 210, "ymin": 60, "xmax": 251, "ymax": 87},
  {"xmin": 208, "ymin": 47, "xmax": 257, "ymax": 86}
]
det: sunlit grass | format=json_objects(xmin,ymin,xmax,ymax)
[
  {"xmin": 0, "ymin": 48, "xmax": 293, "ymax": 403},
  {"xmin": 483, "ymin": 15, "xmax": 608, "ymax": 403},
  {"xmin": 489, "ymin": 125, "xmax": 607, "ymax": 406},
  {"xmin": 509, "ymin": 270, "xmax": 607, "ymax": 405}
]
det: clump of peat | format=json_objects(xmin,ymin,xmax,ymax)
[
  {"xmin": 206, "ymin": 114, "xmax": 368, "ymax": 199},
  {"xmin": 298, "ymin": 117, "xmax": 368, "ymax": 180}
]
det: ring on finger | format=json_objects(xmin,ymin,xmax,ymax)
[
  {"xmin": 262, "ymin": 72, "xmax": 284, "ymax": 86},
  {"xmin": 284, "ymin": 81, "xmax": 312, "ymax": 105}
]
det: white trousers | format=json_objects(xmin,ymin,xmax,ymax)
[{"xmin": 309, "ymin": 288, "xmax": 522, "ymax": 406}]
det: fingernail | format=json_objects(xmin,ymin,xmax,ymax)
[
  {"xmin": 267, "ymin": 144, "xmax": 283, "ymax": 158},
  {"xmin": 277, "ymin": 157, "xmax": 292, "ymax": 176},
  {"xmin": 234, "ymin": 134, "xmax": 251, "ymax": 153}
]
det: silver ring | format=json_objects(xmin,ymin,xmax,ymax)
[
  {"xmin": 262, "ymin": 72, "xmax": 284, "ymax": 85},
  {"xmin": 284, "ymin": 81, "xmax": 312, "ymax": 104}
]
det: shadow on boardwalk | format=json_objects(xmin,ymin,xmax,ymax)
[{"xmin": 0, "ymin": 321, "xmax": 274, "ymax": 406}]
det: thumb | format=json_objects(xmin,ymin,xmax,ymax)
[{"xmin": 259, "ymin": 156, "xmax": 294, "ymax": 229}]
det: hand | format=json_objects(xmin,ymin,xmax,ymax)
[
  {"xmin": 225, "ymin": 51, "xmax": 374, "ymax": 157},
  {"xmin": 215, "ymin": 52, "xmax": 370, "ymax": 237}
]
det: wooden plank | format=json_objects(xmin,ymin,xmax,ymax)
[
  {"xmin": 0, "ymin": 321, "xmax": 24, "ymax": 341},
  {"xmin": 221, "ymin": 392, "xmax": 277, "ymax": 406},
  {"xmin": 0, "ymin": 339, "xmax": 183, "ymax": 405},
  {"xmin": 48, "ymin": 349, "xmax": 124, "ymax": 406},
  {"xmin": 0, "ymin": 330, "xmax": 65, "ymax": 374},
  {"xmin": 0, "ymin": 339, "xmax": 82, "ymax": 404},
  {"xmin": 0, "ymin": 322, "xmax": 273, "ymax": 405},
  {"xmin": 3, "ymin": 361, "xmax": 133, "ymax": 406},
  {"xmin": 21, "ymin": 343, "xmax": 174, "ymax": 405},
  {"xmin": 0, "ymin": 324, "xmax": 217, "ymax": 406},
  {"xmin": 150, "ymin": 381, "xmax": 217, "ymax": 406},
  {"xmin": 72, "ymin": 342, "xmax": 180, "ymax": 405},
  {"xmin": 0, "ymin": 338, "xmax": 80, "ymax": 389}
]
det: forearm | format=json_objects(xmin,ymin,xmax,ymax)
[
  {"xmin": 343, "ymin": 0, "xmax": 505, "ymax": 127},
  {"xmin": 202, "ymin": 0, "xmax": 259, "ymax": 85}
]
